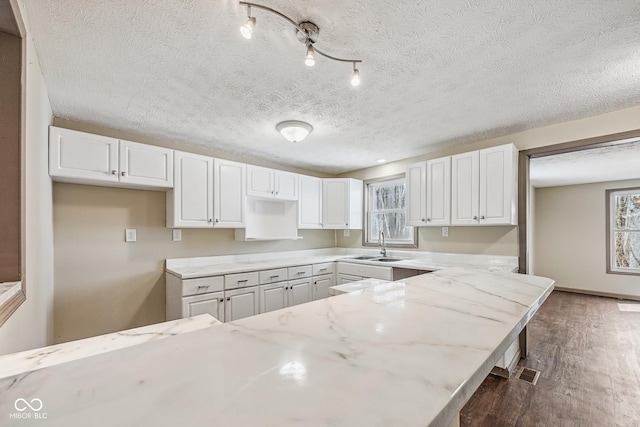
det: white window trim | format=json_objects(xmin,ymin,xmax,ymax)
[
  {"xmin": 606, "ymin": 187, "xmax": 640, "ymax": 275},
  {"xmin": 362, "ymin": 174, "xmax": 417, "ymax": 248}
]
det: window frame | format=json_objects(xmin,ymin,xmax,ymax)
[
  {"xmin": 362, "ymin": 174, "xmax": 417, "ymax": 248},
  {"xmin": 606, "ymin": 187, "xmax": 640, "ymax": 276}
]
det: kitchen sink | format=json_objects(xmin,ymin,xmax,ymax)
[
  {"xmin": 372, "ymin": 257, "xmax": 405, "ymax": 262},
  {"xmin": 351, "ymin": 255, "xmax": 379, "ymax": 260}
]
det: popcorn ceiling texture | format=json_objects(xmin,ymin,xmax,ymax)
[{"xmin": 23, "ymin": 0, "xmax": 640, "ymax": 174}]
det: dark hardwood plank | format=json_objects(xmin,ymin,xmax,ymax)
[{"xmin": 461, "ymin": 291, "xmax": 640, "ymax": 427}]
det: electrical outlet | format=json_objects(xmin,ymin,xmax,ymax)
[
  {"xmin": 125, "ymin": 228, "xmax": 137, "ymax": 242},
  {"xmin": 172, "ymin": 229, "xmax": 182, "ymax": 242},
  {"xmin": 442, "ymin": 227, "xmax": 449, "ymax": 237},
  {"xmin": 343, "ymin": 229, "xmax": 350, "ymax": 237}
]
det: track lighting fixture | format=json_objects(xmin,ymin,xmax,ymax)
[{"xmin": 238, "ymin": 1, "xmax": 362, "ymax": 86}]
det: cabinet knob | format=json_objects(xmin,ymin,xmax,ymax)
[
  {"xmin": 421, "ymin": 218, "xmax": 426, "ymax": 222},
  {"xmin": 480, "ymin": 215, "xmax": 485, "ymax": 220},
  {"xmin": 215, "ymin": 219, "xmax": 220, "ymax": 223},
  {"xmin": 473, "ymin": 216, "xmax": 478, "ymax": 220},
  {"xmin": 426, "ymin": 218, "xmax": 431, "ymax": 222},
  {"xmin": 121, "ymin": 171, "xmax": 126, "ymax": 177},
  {"xmin": 208, "ymin": 218, "xmax": 213, "ymax": 223},
  {"xmin": 111, "ymin": 170, "xmax": 117, "ymax": 175}
]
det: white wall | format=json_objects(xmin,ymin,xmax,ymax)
[
  {"xmin": 534, "ymin": 179, "xmax": 640, "ymax": 299},
  {"xmin": 0, "ymin": 0, "xmax": 54, "ymax": 355}
]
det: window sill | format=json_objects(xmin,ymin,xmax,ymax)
[{"xmin": 0, "ymin": 281, "xmax": 25, "ymax": 328}]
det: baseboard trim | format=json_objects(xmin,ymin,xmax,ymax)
[{"xmin": 554, "ymin": 287, "xmax": 640, "ymax": 302}]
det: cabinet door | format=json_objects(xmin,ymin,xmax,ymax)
[
  {"xmin": 214, "ymin": 159, "xmax": 245, "ymax": 227},
  {"xmin": 246, "ymin": 165, "xmax": 274, "ymax": 198},
  {"xmin": 298, "ymin": 175, "xmax": 323, "ymax": 229},
  {"xmin": 479, "ymin": 144, "xmax": 517, "ymax": 225},
  {"xmin": 225, "ymin": 287, "xmax": 259, "ymax": 322},
  {"xmin": 168, "ymin": 151, "xmax": 213, "ymax": 228},
  {"xmin": 451, "ymin": 151, "xmax": 479, "ymax": 225},
  {"xmin": 119, "ymin": 139, "xmax": 173, "ymax": 188},
  {"xmin": 274, "ymin": 170, "xmax": 298, "ymax": 200},
  {"xmin": 322, "ymin": 179, "xmax": 348, "ymax": 229},
  {"xmin": 259, "ymin": 282, "xmax": 287, "ymax": 314},
  {"xmin": 406, "ymin": 161, "xmax": 427, "ymax": 226},
  {"xmin": 426, "ymin": 156, "xmax": 451, "ymax": 226},
  {"xmin": 312, "ymin": 275, "xmax": 334, "ymax": 300},
  {"xmin": 49, "ymin": 126, "xmax": 119, "ymax": 183},
  {"xmin": 182, "ymin": 292, "xmax": 224, "ymax": 322},
  {"xmin": 288, "ymin": 278, "xmax": 312, "ymax": 307}
]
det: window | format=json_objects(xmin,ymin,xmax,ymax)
[
  {"xmin": 364, "ymin": 175, "xmax": 416, "ymax": 247},
  {"xmin": 607, "ymin": 188, "xmax": 640, "ymax": 275}
]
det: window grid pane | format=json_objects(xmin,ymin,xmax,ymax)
[{"xmin": 367, "ymin": 177, "xmax": 414, "ymax": 245}]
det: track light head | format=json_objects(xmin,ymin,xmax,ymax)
[
  {"xmin": 240, "ymin": 16, "xmax": 256, "ymax": 39},
  {"xmin": 305, "ymin": 44, "xmax": 315, "ymax": 67},
  {"xmin": 351, "ymin": 67, "xmax": 361, "ymax": 87}
]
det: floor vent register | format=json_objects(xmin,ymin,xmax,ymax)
[{"xmin": 516, "ymin": 367, "xmax": 540, "ymax": 385}]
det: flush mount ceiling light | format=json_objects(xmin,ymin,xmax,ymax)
[
  {"xmin": 239, "ymin": 1, "xmax": 362, "ymax": 86},
  {"xmin": 276, "ymin": 121, "xmax": 313, "ymax": 143}
]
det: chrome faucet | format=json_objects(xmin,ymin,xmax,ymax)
[{"xmin": 379, "ymin": 231, "xmax": 387, "ymax": 258}]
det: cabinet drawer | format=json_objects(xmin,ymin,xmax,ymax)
[
  {"xmin": 288, "ymin": 265, "xmax": 312, "ymax": 279},
  {"xmin": 337, "ymin": 262, "xmax": 392, "ymax": 281},
  {"xmin": 259, "ymin": 268, "xmax": 288, "ymax": 284},
  {"xmin": 182, "ymin": 276, "xmax": 224, "ymax": 296},
  {"xmin": 313, "ymin": 262, "xmax": 334, "ymax": 276},
  {"xmin": 225, "ymin": 272, "xmax": 259, "ymax": 290}
]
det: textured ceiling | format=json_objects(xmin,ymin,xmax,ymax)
[
  {"xmin": 23, "ymin": 0, "xmax": 640, "ymax": 174},
  {"xmin": 530, "ymin": 139, "xmax": 640, "ymax": 187}
]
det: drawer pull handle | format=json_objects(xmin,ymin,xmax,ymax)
[
  {"xmin": 297, "ymin": 271, "xmax": 304, "ymax": 275},
  {"xmin": 270, "ymin": 275, "xmax": 279, "ymax": 279},
  {"xmin": 237, "ymin": 279, "xmax": 248, "ymax": 283},
  {"xmin": 197, "ymin": 285, "xmax": 209, "ymax": 289},
  {"xmin": 319, "ymin": 268, "xmax": 327, "ymax": 272}
]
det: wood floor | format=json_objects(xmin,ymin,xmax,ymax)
[{"xmin": 461, "ymin": 291, "xmax": 640, "ymax": 427}]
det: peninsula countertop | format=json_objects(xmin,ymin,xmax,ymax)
[{"xmin": 0, "ymin": 268, "xmax": 553, "ymax": 426}]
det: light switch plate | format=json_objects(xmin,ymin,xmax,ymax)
[
  {"xmin": 442, "ymin": 227, "xmax": 449, "ymax": 237},
  {"xmin": 172, "ymin": 229, "xmax": 182, "ymax": 242},
  {"xmin": 125, "ymin": 228, "xmax": 137, "ymax": 242}
]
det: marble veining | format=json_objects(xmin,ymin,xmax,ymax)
[
  {"xmin": 0, "ymin": 315, "xmax": 220, "ymax": 380},
  {"xmin": 167, "ymin": 248, "xmax": 518, "ymax": 279},
  {"xmin": 0, "ymin": 268, "xmax": 552, "ymax": 426}
]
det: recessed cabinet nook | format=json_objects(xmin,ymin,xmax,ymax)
[{"xmin": 406, "ymin": 143, "xmax": 518, "ymax": 227}]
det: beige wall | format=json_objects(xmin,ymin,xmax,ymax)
[
  {"xmin": 52, "ymin": 183, "xmax": 335, "ymax": 343},
  {"xmin": 534, "ymin": 179, "xmax": 640, "ymax": 299},
  {"xmin": 0, "ymin": 0, "xmax": 54, "ymax": 355}
]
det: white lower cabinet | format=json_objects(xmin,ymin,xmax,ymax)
[
  {"xmin": 166, "ymin": 274, "xmax": 225, "ymax": 321},
  {"xmin": 337, "ymin": 274, "xmax": 363, "ymax": 285},
  {"xmin": 259, "ymin": 278, "xmax": 312, "ymax": 314},
  {"xmin": 312, "ymin": 274, "xmax": 333, "ymax": 300},
  {"xmin": 183, "ymin": 292, "xmax": 224, "ymax": 320},
  {"xmin": 225, "ymin": 286, "xmax": 259, "ymax": 322}
]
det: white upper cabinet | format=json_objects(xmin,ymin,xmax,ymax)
[
  {"xmin": 167, "ymin": 150, "xmax": 213, "ymax": 228},
  {"xmin": 322, "ymin": 178, "xmax": 363, "ymax": 229},
  {"xmin": 49, "ymin": 126, "xmax": 119, "ymax": 183},
  {"xmin": 479, "ymin": 144, "xmax": 518, "ymax": 225},
  {"xmin": 425, "ymin": 156, "xmax": 451, "ymax": 226},
  {"xmin": 213, "ymin": 159, "xmax": 245, "ymax": 228},
  {"xmin": 119, "ymin": 139, "xmax": 173, "ymax": 188},
  {"xmin": 49, "ymin": 126, "xmax": 172, "ymax": 188},
  {"xmin": 298, "ymin": 175, "xmax": 323, "ymax": 229},
  {"xmin": 405, "ymin": 161, "xmax": 427, "ymax": 226},
  {"xmin": 451, "ymin": 144, "xmax": 517, "ymax": 226},
  {"xmin": 246, "ymin": 165, "xmax": 298, "ymax": 200},
  {"xmin": 451, "ymin": 151, "xmax": 480, "ymax": 225}
]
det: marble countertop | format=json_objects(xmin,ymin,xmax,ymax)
[
  {"xmin": 0, "ymin": 268, "xmax": 553, "ymax": 427},
  {"xmin": 0, "ymin": 314, "xmax": 221, "ymax": 380},
  {"xmin": 166, "ymin": 248, "xmax": 518, "ymax": 279}
]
